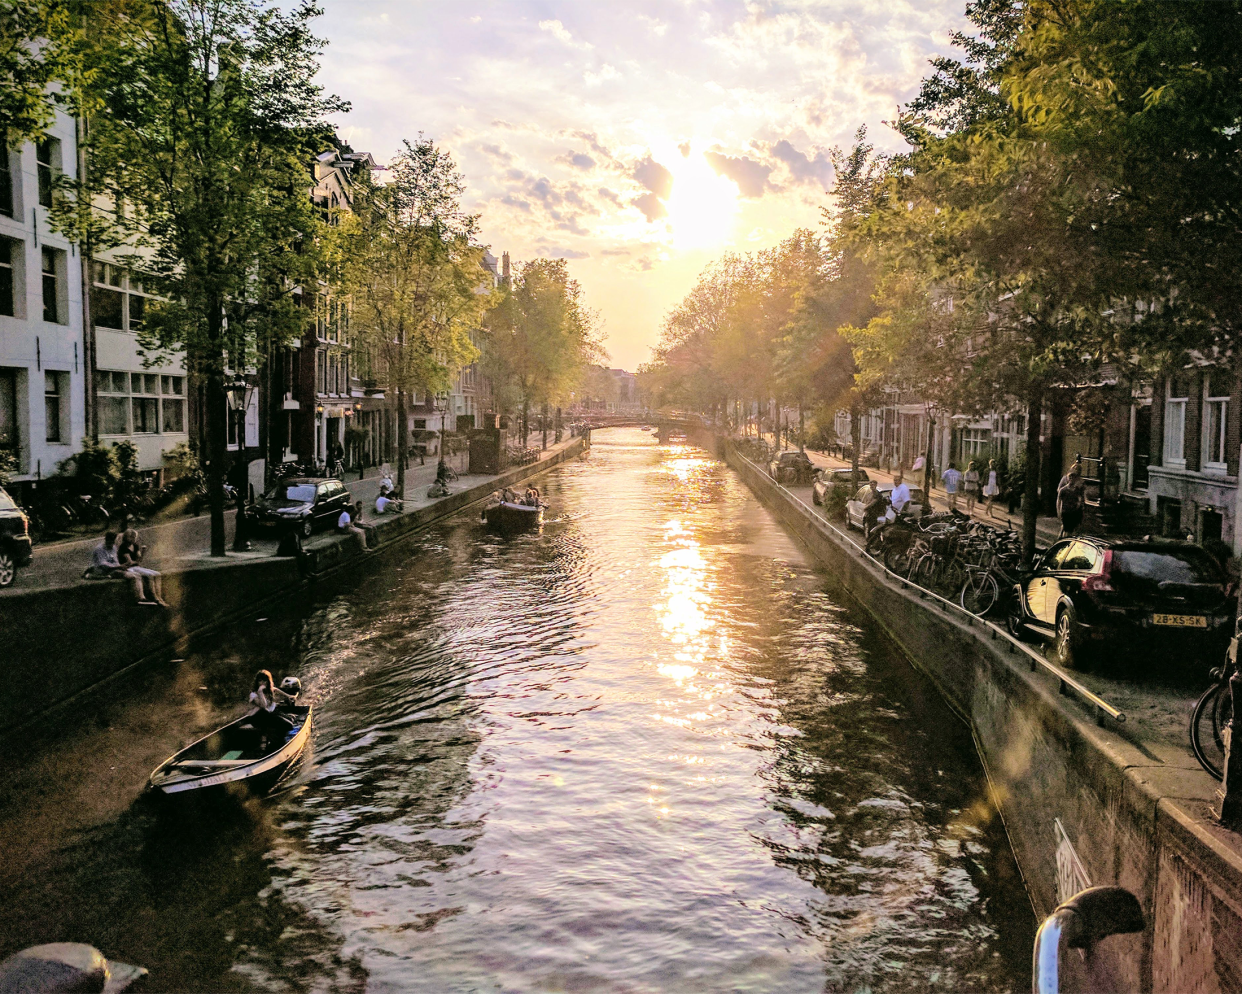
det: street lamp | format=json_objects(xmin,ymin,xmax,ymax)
[
  {"xmin": 435, "ymin": 394, "xmax": 448, "ymax": 477},
  {"xmin": 224, "ymin": 376, "xmax": 255, "ymax": 551}
]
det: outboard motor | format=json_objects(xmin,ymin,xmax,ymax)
[
  {"xmin": 1032, "ymin": 886, "xmax": 1144, "ymax": 994},
  {"xmin": 280, "ymin": 676, "xmax": 302, "ymax": 699},
  {"xmin": 0, "ymin": 943, "xmax": 146, "ymax": 993}
]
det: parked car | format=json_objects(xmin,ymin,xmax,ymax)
[
  {"xmin": 0, "ymin": 486, "xmax": 33, "ymax": 587},
  {"xmin": 253, "ymin": 477, "xmax": 353, "ymax": 538},
  {"xmin": 844, "ymin": 482, "xmax": 929, "ymax": 536},
  {"xmin": 812, "ymin": 467, "xmax": 871, "ymax": 505},
  {"xmin": 768, "ymin": 450, "xmax": 815, "ymax": 485},
  {"xmin": 1006, "ymin": 537, "xmax": 1234, "ymax": 669}
]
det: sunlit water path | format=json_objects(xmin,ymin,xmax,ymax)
[{"xmin": 0, "ymin": 428, "xmax": 1032, "ymax": 992}]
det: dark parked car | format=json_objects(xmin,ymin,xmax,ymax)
[
  {"xmin": 768, "ymin": 450, "xmax": 815, "ymax": 485},
  {"xmin": 812, "ymin": 467, "xmax": 871, "ymax": 505},
  {"xmin": 0, "ymin": 486, "xmax": 33, "ymax": 587},
  {"xmin": 1006, "ymin": 537, "xmax": 1234, "ymax": 669},
  {"xmin": 253, "ymin": 477, "xmax": 353, "ymax": 538}
]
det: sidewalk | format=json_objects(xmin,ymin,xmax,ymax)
[
  {"xmin": 803, "ymin": 450, "xmax": 1064, "ymax": 545},
  {"xmin": 4, "ymin": 451, "xmax": 471, "ymax": 593}
]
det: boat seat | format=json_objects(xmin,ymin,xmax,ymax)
[{"xmin": 169, "ymin": 759, "xmax": 253, "ymax": 769}]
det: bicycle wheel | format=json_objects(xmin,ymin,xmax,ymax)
[
  {"xmin": 883, "ymin": 541, "xmax": 912, "ymax": 577},
  {"xmin": 1190, "ymin": 681, "xmax": 1233, "ymax": 781},
  {"xmin": 960, "ymin": 570, "xmax": 999, "ymax": 616},
  {"xmin": 911, "ymin": 554, "xmax": 938, "ymax": 590}
]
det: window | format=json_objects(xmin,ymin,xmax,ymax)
[
  {"xmin": 161, "ymin": 375, "xmax": 185, "ymax": 433},
  {"xmin": 1203, "ymin": 370, "xmax": 1230, "ymax": 471},
  {"xmin": 0, "ymin": 147, "xmax": 12, "ymax": 218},
  {"xmin": 0, "ymin": 239, "xmax": 13, "ymax": 318},
  {"xmin": 316, "ymin": 350, "xmax": 327, "ymax": 394},
  {"xmin": 91, "ymin": 261, "xmax": 152, "ymax": 331},
  {"xmin": 42, "ymin": 247, "xmax": 63, "ymax": 324},
  {"xmin": 0, "ymin": 368, "xmax": 16, "ymax": 451},
  {"xmin": 96, "ymin": 370, "xmax": 130, "ymax": 435},
  {"xmin": 1164, "ymin": 375, "xmax": 1188, "ymax": 466},
  {"xmin": 131, "ymin": 373, "xmax": 158, "ymax": 433},
  {"xmin": 96, "ymin": 369, "xmax": 183, "ymax": 436},
  {"xmin": 36, "ymin": 138, "xmax": 59, "ymax": 208},
  {"xmin": 44, "ymin": 371, "xmax": 66, "ymax": 442},
  {"xmin": 961, "ymin": 427, "xmax": 991, "ymax": 459}
]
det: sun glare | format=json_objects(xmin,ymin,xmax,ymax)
[{"xmin": 666, "ymin": 149, "xmax": 739, "ymax": 250}]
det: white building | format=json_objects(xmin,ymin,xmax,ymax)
[{"xmin": 0, "ymin": 112, "xmax": 86, "ymax": 490}]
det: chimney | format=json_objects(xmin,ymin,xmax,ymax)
[{"xmin": 502, "ymin": 251, "xmax": 510, "ymax": 282}]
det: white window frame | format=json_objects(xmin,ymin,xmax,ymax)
[
  {"xmin": 1164, "ymin": 378, "xmax": 1188, "ymax": 468},
  {"xmin": 1202, "ymin": 376, "xmax": 1230, "ymax": 473}
]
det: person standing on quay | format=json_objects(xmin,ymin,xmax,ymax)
[
  {"xmin": 963, "ymin": 461, "xmax": 980, "ymax": 515},
  {"xmin": 1057, "ymin": 462, "xmax": 1085, "ymax": 537},
  {"xmin": 983, "ymin": 459, "xmax": 1001, "ymax": 518},
  {"xmin": 941, "ymin": 464, "xmax": 963, "ymax": 511}
]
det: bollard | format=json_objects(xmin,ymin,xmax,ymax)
[{"xmin": 1215, "ymin": 668, "xmax": 1242, "ymax": 827}]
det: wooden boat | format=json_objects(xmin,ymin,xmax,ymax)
[
  {"xmin": 148, "ymin": 704, "xmax": 312, "ymax": 796},
  {"xmin": 484, "ymin": 499, "xmax": 544, "ymax": 533}
]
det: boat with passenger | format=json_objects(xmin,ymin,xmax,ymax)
[
  {"xmin": 484, "ymin": 486, "xmax": 545, "ymax": 533},
  {"xmin": 149, "ymin": 676, "xmax": 312, "ymax": 796}
]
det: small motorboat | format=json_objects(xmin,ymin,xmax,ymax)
[
  {"xmin": 484, "ymin": 498, "xmax": 544, "ymax": 533},
  {"xmin": 148, "ymin": 704, "xmax": 312, "ymax": 796}
]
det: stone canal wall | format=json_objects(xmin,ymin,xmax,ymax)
[
  {"xmin": 0, "ymin": 437, "xmax": 587, "ymax": 742},
  {"xmin": 700, "ymin": 429, "xmax": 1242, "ymax": 994}
]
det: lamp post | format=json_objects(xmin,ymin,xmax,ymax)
[
  {"xmin": 435, "ymin": 395, "xmax": 448, "ymax": 477},
  {"xmin": 225, "ymin": 376, "xmax": 255, "ymax": 551}
]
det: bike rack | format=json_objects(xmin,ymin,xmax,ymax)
[{"xmin": 733, "ymin": 450, "xmax": 1127, "ymax": 726}]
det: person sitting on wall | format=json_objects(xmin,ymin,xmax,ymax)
[
  {"xmin": 337, "ymin": 503, "xmax": 370, "ymax": 553},
  {"xmin": 117, "ymin": 528, "xmax": 168, "ymax": 606},
  {"xmin": 83, "ymin": 530, "xmax": 161, "ymax": 605},
  {"xmin": 375, "ymin": 488, "xmax": 402, "ymax": 514}
]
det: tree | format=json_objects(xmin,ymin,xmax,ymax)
[
  {"xmin": 332, "ymin": 138, "xmax": 494, "ymax": 494},
  {"xmin": 0, "ymin": 1, "xmax": 64, "ymax": 145},
  {"xmin": 51, "ymin": 0, "xmax": 346, "ymax": 555},
  {"xmin": 483, "ymin": 258, "xmax": 602, "ymax": 447}
]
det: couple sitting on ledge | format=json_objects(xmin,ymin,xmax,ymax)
[{"xmin": 83, "ymin": 529, "xmax": 168, "ymax": 606}]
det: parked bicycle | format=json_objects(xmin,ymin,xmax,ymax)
[{"xmin": 1191, "ymin": 657, "xmax": 1236, "ymax": 780}]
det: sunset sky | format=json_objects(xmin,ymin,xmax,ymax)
[{"xmin": 313, "ymin": 1, "xmax": 968, "ymax": 371}]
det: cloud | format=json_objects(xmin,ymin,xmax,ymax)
[
  {"xmin": 634, "ymin": 155, "xmax": 673, "ymax": 199},
  {"xmin": 584, "ymin": 63, "xmax": 620, "ymax": 87},
  {"xmin": 704, "ymin": 150, "xmax": 771, "ymax": 198},
  {"xmin": 600, "ymin": 246, "xmax": 631, "ymax": 256},
  {"xmin": 638, "ymin": 15, "xmax": 668, "ymax": 37},
  {"xmin": 565, "ymin": 152, "xmax": 595, "ymax": 170},
  {"xmin": 539, "ymin": 19, "xmax": 591, "ymax": 50},
  {"xmin": 678, "ymin": 141, "xmax": 691, "ymax": 158},
  {"xmin": 770, "ymin": 139, "xmax": 833, "ymax": 187},
  {"xmin": 597, "ymin": 187, "xmax": 621, "ymax": 205},
  {"xmin": 545, "ymin": 247, "xmax": 591, "ymax": 259},
  {"xmin": 633, "ymin": 192, "xmax": 668, "ymax": 222},
  {"xmin": 477, "ymin": 142, "xmax": 514, "ymax": 166}
]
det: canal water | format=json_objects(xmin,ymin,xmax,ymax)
[{"xmin": 0, "ymin": 429, "xmax": 1033, "ymax": 992}]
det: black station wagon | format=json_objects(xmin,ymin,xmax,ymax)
[
  {"xmin": 253, "ymin": 477, "xmax": 353, "ymax": 537},
  {"xmin": 1006, "ymin": 537, "xmax": 1234, "ymax": 669}
]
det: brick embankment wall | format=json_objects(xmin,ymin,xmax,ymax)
[
  {"xmin": 0, "ymin": 437, "xmax": 587, "ymax": 742},
  {"xmin": 691, "ymin": 425, "xmax": 1242, "ymax": 994}
]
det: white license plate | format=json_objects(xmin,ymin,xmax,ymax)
[{"xmin": 1151, "ymin": 614, "xmax": 1207, "ymax": 628}]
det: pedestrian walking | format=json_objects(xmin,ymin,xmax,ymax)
[
  {"xmin": 941, "ymin": 464, "xmax": 963, "ymax": 511},
  {"xmin": 983, "ymin": 459, "xmax": 1001, "ymax": 518},
  {"xmin": 964, "ymin": 461, "xmax": 980, "ymax": 515},
  {"xmin": 1057, "ymin": 462, "xmax": 1085, "ymax": 537}
]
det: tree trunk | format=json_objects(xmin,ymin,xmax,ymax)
[
  {"xmin": 541, "ymin": 403, "xmax": 548, "ymax": 450},
  {"xmin": 924, "ymin": 416, "xmax": 935, "ymax": 496},
  {"xmin": 521, "ymin": 398, "xmax": 529, "ymax": 447},
  {"xmin": 798, "ymin": 403, "xmax": 805, "ymax": 452},
  {"xmin": 205, "ymin": 340, "xmax": 228, "ymax": 557},
  {"xmin": 1022, "ymin": 387, "xmax": 1044, "ymax": 565},
  {"xmin": 396, "ymin": 387, "xmax": 407, "ymax": 495}
]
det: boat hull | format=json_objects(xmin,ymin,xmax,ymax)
[
  {"xmin": 149, "ymin": 705, "xmax": 313, "ymax": 797},
  {"xmin": 485, "ymin": 501, "xmax": 544, "ymax": 532}
]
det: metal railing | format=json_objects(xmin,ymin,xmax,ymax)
[
  {"xmin": 1032, "ymin": 886, "xmax": 1143, "ymax": 994},
  {"xmin": 729, "ymin": 446, "xmax": 1127, "ymax": 725}
]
